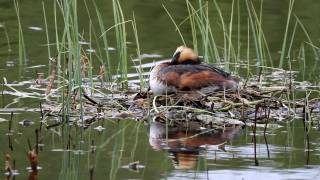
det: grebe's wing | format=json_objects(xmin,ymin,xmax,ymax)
[
  {"xmin": 159, "ymin": 64, "xmax": 231, "ymax": 78},
  {"xmin": 155, "ymin": 64, "xmax": 237, "ymax": 90},
  {"xmin": 198, "ymin": 64, "xmax": 231, "ymax": 78}
]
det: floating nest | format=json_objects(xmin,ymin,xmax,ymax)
[
  {"xmin": 42, "ymin": 84, "xmax": 320, "ymax": 130},
  {"xmin": 35, "ymin": 56, "xmax": 320, "ymax": 130}
]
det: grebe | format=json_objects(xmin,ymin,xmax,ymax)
[{"xmin": 149, "ymin": 46, "xmax": 238, "ymax": 95}]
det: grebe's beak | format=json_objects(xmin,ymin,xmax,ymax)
[{"xmin": 171, "ymin": 51, "xmax": 181, "ymax": 65}]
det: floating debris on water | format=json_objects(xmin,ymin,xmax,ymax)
[
  {"xmin": 0, "ymin": 117, "xmax": 8, "ymax": 123},
  {"xmin": 51, "ymin": 149, "xmax": 72, "ymax": 152},
  {"xmin": 122, "ymin": 161, "xmax": 145, "ymax": 172},
  {"xmin": 93, "ymin": 125, "xmax": 105, "ymax": 132},
  {"xmin": 4, "ymin": 170, "xmax": 19, "ymax": 176},
  {"xmin": 6, "ymin": 61, "xmax": 15, "ymax": 67},
  {"xmin": 26, "ymin": 166, "xmax": 42, "ymax": 172},
  {"xmin": 86, "ymin": 48, "xmax": 96, "ymax": 53},
  {"xmin": 18, "ymin": 119, "xmax": 34, "ymax": 127},
  {"xmin": 104, "ymin": 47, "xmax": 115, "ymax": 51},
  {"xmin": 132, "ymin": 53, "xmax": 162, "ymax": 61},
  {"xmin": 28, "ymin": 26, "xmax": 43, "ymax": 31},
  {"xmin": 79, "ymin": 41, "xmax": 89, "ymax": 45},
  {"xmin": 26, "ymin": 65, "xmax": 46, "ymax": 69},
  {"xmin": 73, "ymin": 150, "xmax": 86, "ymax": 155}
]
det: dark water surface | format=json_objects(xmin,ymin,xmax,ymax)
[{"xmin": 1, "ymin": 0, "xmax": 320, "ymax": 179}]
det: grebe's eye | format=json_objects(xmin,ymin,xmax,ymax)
[{"xmin": 171, "ymin": 51, "xmax": 181, "ymax": 65}]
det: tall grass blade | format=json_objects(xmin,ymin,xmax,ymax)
[
  {"xmin": 279, "ymin": 0, "xmax": 295, "ymax": 68},
  {"xmin": 245, "ymin": 0, "xmax": 262, "ymax": 67},
  {"xmin": 162, "ymin": 4, "xmax": 186, "ymax": 46},
  {"xmin": 295, "ymin": 15, "xmax": 320, "ymax": 61},
  {"xmin": 112, "ymin": 0, "xmax": 128, "ymax": 88},
  {"xmin": 14, "ymin": 0, "xmax": 27, "ymax": 65},
  {"xmin": 92, "ymin": 0, "xmax": 112, "ymax": 82},
  {"xmin": 131, "ymin": 12, "xmax": 147, "ymax": 89},
  {"xmin": 42, "ymin": 1, "xmax": 51, "ymax": 60},
  {"xmin": 1, "ymin": 23, "xmax": 12, "ymax": 52},
  {"xmin": 213, "ymin": 0, "xmax": 227, "ymax": 62}
]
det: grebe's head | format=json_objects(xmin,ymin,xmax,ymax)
[{"xmin": 171, "ymin": 46, "xmax": 201, "ymax": 65}]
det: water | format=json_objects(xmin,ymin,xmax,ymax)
[{"xmin": 1, "ymin": 0, "xmax": 320, "ymax": 179}]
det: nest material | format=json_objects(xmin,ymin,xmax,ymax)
[{"xmin": 42, "ymin": 85, "xmax": 320, "ymax": 130}]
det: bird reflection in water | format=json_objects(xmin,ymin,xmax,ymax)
[{"xmin": 149, "ymin": 121, "xmax": 242, "ymax": 169}]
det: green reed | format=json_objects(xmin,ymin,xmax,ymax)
[
  {"xmin": 295, "ymin": 15, "xmax": 320, "ymax": 62},
  {"xmin": 164, "ymin": 0, "xmax": 320, "ymax": 80},
  {"xmin": 163, "ymin": 4, "xmax": 186, "ymax": 47},
  {"xmin": 109, "ymin": 126, "xmax": 125, "ymax": 180},
  {"xmin": 279, "ymin": 0, "xmax": 295, "ymax": 68},
  {"xmin": 199, "ymin": 0, "xmax": 217, "ymax": 63},
  {"xmin": 227, "ymin": 0, "xmax": 235, "ymax": 66},
  {"xmin": 92, "ymin": 0, "xmax": 112, "ymax": 81},
  {"xmin": 130, "ymin": 121, "xmax": 143, "ymax": 162},
  {"xmin": 131, "ymin": 13, "xmax": 147, "ymax": 90},
  {"xmin": 42, "ymin": 2, "xmax": 51, "ymax": 60},
  {"xmin": 184, "ymin": 0, "xmax": 219, "ymax": 63},
  {"xmin": 298, "ymin": 44, "xmax": 306, "ymax": 81},
  {"xmin": 51, "ymin": 0, "xmax": 84, "ymax": 179},
  {"xmin": 88, "ymin": 22, "xmax": 94, "ymax": 95},
  {"xmin": 249, "ymin": 0, "xmax": 274, "ymax": 67},
  {"xmin": 245, "ymin": 0, "xmax": 262, "ymax": 67},
  {"xmin": 186, "ymin": 1, "xmax": 198, "ymax": 53},
  {"xmin": 112, "ymin": 0, "xmax": 128, "ymax": 89},
  {"xmin": 286, "ymin": 21, "xmax": 298, "ymax": 64},
  {"xmin": 212, "ymin": 0, "xmax": 227, "ymax": 63},
  {"xmin": 14, "ymin": 0, "xmax": 27, "ymax": 65},
  {"xmin": 41, "ymin": 0, "xmax": 138, "ymax": 177},
  {"xmin": 1, "ymin": 23, "xmax": 12, "ymax": 52}
]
